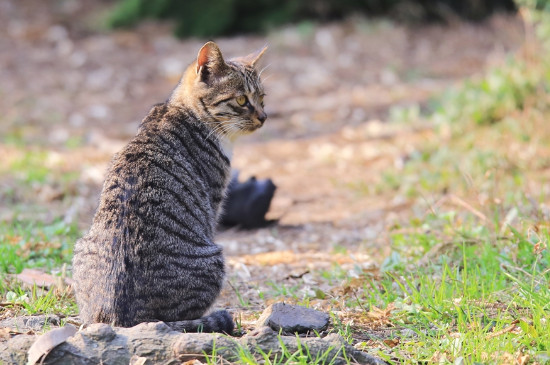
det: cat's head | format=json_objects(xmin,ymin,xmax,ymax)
[{"xmin": 171, "ymin": 41, "xmax": 267, "ymax": 139}]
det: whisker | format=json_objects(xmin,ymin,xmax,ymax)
[
  {"xmin": 258, "ymin": 63, "xmax": 272, "ymax": 79},
  {"xmin": 211, "ymin": 125, "xmax": 229, "ymax": 140},
  {"xmin": 204, "ymin": 120, "xmax": 230, "ymax": 141},
  {"xmin": 261, "ymin": 74, "xmax": 273, "ymax": 82}
]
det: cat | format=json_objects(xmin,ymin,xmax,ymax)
[{"xmin": 72, "ymin": 41, "xmax": 267, "ymax": 333}]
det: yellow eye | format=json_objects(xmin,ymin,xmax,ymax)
[
  {"xmin": 236, "ymin": 95, "xmax": 247, "ymax": 106},
  {"xmin": 259, "ymin": 95, "xmax": 264, "ymax": 104}
]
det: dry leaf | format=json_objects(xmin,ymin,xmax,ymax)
[
  {"xmin": 517, "ymin": 353, "xmax": 529, "ymax": 365},
  {"xmin": 383, "ymin": 338, "xmax": 400, "ymax": 348},
  {"xmin": 367, "ymin": 304, "xmax": 394, "ymax": 322},
  {"xmin": 430, "ymin": 351, "xmax": 447, "ymax": 363},
  {"xmin": 27, "ymin": 324, "xmax": 77, "ymax": 365},
  {"xmin": 182, "ymin": 360, "xmax": 205, "ymax": 365},
  {"xmin": 341, "ymin": 277, "xmax": 364, "ymax": 295},
  {"xmin": 15, "ymin": 269, "xmax": 58, "ymax": 289},
  {"xmin": 0, "ymin": 327, "xmax": 11, "ymax": 340}
]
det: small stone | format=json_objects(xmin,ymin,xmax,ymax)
[
  {"xmin": 83, "ymin": 323, "xmax": 116, "ymax": 341},
  {"xmin": 256, "ymin": 303, "xmax": 330, "ymax": 334},
  {"xmin": 25, "ymin": 315, "xmax": 60, "ymax": 329},
  {"xmin": 400, "ymin": 328, "xmax": 418, "ymax": 338}
]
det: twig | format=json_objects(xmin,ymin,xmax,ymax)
[
  {"xmin": 486, "ymin": 319, "xmax": 520, "ymax": 340},
  {"xmin": 284, "ymin": 270, "xmax": 310, "ymax": 280},
  {"xmin": 0, "ymin": 302, "xmax": 24, "ymax": 308},
  {"xmin": 447, "ymin": 194, "xmax": 488, "ymax": 222}
]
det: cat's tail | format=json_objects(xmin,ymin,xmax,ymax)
[{"xmin": 165, "ymin": 310, "xmax": 234, "ymax": 334}]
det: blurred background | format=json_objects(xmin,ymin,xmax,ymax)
[
  {"xmin": 2, "ymin": 0, "xmax": 550, "ymax": 342},
  {"xmin": 0, "ymin": 0, "xmax": 530, "ymax": 230}
]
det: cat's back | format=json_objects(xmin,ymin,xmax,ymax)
[
  {"xmin": 74, "ymin": 101, "xmax": 230, "ymax": 258},
  {"xmin": 96, "ymin": 102, "xmax": 230, "ymax": 228},
  {"xmin": 73, "ymin": 103, "xmax": 230, "ymax": 325}
]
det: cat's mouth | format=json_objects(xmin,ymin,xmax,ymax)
[
  {"xmin": 235, "ymin": 124, "xmax": 259, "ymax": 136},
  {"xmin": 237, "ymin": 116, "xmax": 265, "ymax": 133},
  {"xmin": 246, "ymin": 119, "xmax": 264, "ymax": 132}
]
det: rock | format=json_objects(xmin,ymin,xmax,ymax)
[
  {"xmin": 43, "ymin": 321, "xmax": 180, "ymax": 365},
  {"xmin": 256, "ymin": 302, "xmax": 330, "ymax": 334},
  {"xmin": 0, "ymin": 314, "xmax": 60, "ymax": 332},
  {"xmin": 0, "ymin": 319, "xmax": 385, "ymax": 365},
  {"xmin": 0, "ymin": 334, "xmax": 36, "ymax": 364},
  {"xmin": 243, "ymin": 327, "xmax": 385, "ymax": 365},
  {"xmin": 172, "ymin": 332, "xmax": 236, "ymax": 363}
]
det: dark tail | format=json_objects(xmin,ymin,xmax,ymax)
[{"xmin": 165, "ymin": 310, "xmax": 234, "ymax": 334}]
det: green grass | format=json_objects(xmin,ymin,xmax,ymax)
[
  {"xmin": 0, "ymin": 219, "xmax": 80, "ymax": 319},
  {"xmin": 218, "ymin": 216, "xmax": 549, "ymax": 363},
  {"xmin": 3, "ymin": 285, "xmax": 77, "ymax": 317},
  {"xmin": 340, "ymin": 222, "xmax": 550, "ymax": 363},
  {"xmin": 0, "ymin": 219, "xmax": 79, "ymax": 274}
]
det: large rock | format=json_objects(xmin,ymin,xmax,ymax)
[
  {"xmin": 0, "ymin": 316, "xmax": 385, "ymax": 365},
  {"xmin": 256, "ymin": 303, "xmax": 330, "ymax": 334}
]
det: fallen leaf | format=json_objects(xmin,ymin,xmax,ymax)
[
  {"xmin": 517, "ymin": 352, "xmax": 529, "ymax": 365},
  {"xmin": 430, "ymin": 350, "xmax": 447, "ymax": 363},
  {"xmin": 367, "ymin": 304, "xmax": 395, "ymax": 322},
  {"xmin": 27, "ymin": 324, "xmax": 77, "ymax": 365},
  {"xmin": 383, "ymin": 338, "xmax": 400, "ymax": 348},
  {"xmin": 15, "ymin": 269, "xmax": 59, "ymax": 288},
  {"xmin": 341, "ymin": 277, "xmax": 363, "ymax": 295},
  {"xmin": 0, "ymin": 327, "xmax": 11, "ymax": 340}
]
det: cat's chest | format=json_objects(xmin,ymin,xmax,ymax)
[{"xmin": 219, "ymin": 136, "xmax": 234, "ymax": 162}]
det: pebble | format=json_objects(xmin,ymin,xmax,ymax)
[{"xmin": 256, "ymin": 302, "xmax": 330, "ymax": 334}]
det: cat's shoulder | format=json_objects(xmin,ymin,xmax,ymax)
[
  {"xmin": 140, "ymin": 102, "xmax": 195, "ymax": 129},
  {"xmin": 139, "ymin": 102, "xmax": 169, "ymax": 128}
]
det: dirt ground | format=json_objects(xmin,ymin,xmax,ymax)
[{"xmin": 0, "ymin": 0, "xmax": 526, "ymax": 332}]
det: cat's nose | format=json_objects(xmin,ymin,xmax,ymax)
[{"xmin": 257, "ymin": 111, "xmax": 267, "ymax": 124}]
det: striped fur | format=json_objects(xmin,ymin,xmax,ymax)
[{"xmin": 72, "ymin": 42, "xmax": 266, "ymax": 334}]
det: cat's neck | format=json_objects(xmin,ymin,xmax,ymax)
[
  {"xmin": 159, "ymin": 103, "xmax": 234, "ymax": 162},
  {"xmin": 169, "ymin": 64, "xmax": 205, "ymax": 118},
  {"xmin": 168, "ymin": 64, "xmax": 235, "ymax": 161}
]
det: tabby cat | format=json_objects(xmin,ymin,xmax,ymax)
[{"xmin": 72, "ymin": 41, "xmax": 267, "ymax": 333}]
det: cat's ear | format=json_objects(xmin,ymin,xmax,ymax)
[
  {"xmin": 196, "ymin": 41, "xmax": 227, "ymax": 82},
  {"xmin": 240, "ymin": 45, "xmax": 268, "ymax": 67}
]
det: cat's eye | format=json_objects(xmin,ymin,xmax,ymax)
[
  {"xmin": 236, "ymin": 95, "xmax": 247, "ymax": 106},
  {"xmin": 259, "ymin": 95, "xmax": 264, "ymax": 104}
]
